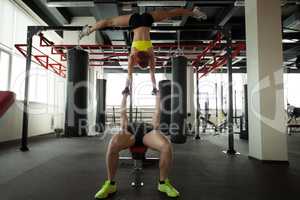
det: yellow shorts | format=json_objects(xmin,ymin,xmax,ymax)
[{"xmin": 131, "ymin": 40, "xmax": 153, "ymax": 51}]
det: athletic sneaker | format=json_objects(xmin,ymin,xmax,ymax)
[
  {"xmin": 192, "ymin": 7, "xmax": 207, "ymax": 20},
  {"xmin": 94, "ymin": 180, "xmax": 117, "ymax": 199},
  {"xmin": 158, "ymin": 179, "xmax": 180, "ymax": 198},
  {"xmin": 79, "ymin": 24, "xmax": 91, "ymax": 39}
]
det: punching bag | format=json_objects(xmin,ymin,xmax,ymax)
[
  {"xmin": 65, "ymin": 48, "xmax": 89, "ymax": 137},
  {"xmin": 170, "ymin": 56, "xmax": 187, "ymax": 144},
  {"xmin": 240, "ymin": 84, "xmax": 249, "ymax": 140},
  {"xmin": 96, "ymin": 79, "xmax": 106, "ymax": 132},
  {"xmin": 159, "ymin": 80, "xmax": 171, "ymax": 134}
]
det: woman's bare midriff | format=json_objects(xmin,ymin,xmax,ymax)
[{"xmin": 132, "ymin": 27, "xmax": 151, "ymax": 41}]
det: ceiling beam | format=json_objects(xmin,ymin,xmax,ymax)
[
  {"xmin": 46, "ymin": 0, "xmax": 94, "ymax": 7},
  {"xmin": 90, "ymin": 2, "xmax": 125, "ymax": 43},
  {"xmin": 283, "ymin": 45, "xmax": 300, "ymax": 61},
  {"xmin": 39, "ymin": 0, "xmax": 71, "ymax": 24},
  {"xmin": 210, "ymin": 5, "xmax": 240, "ymax": 38},
  {"xmin": 56, "ymin": 7, "xmax": 72, "ymax": 23},
  {"xmin": 217, "ymin": 6, "xmax": 240, "ymax": 26},
  {"xmin": 21, "ymin": 0, "xmax": 71, "ymax": 37},
  {"xmin": 180, "ymin": 2, "xmax": 194, "ymax": 26}
]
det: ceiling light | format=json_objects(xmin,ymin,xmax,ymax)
[
  {"xmin": 282, "ymin": 39, "xmax": 298, "ymax": 43},
  {"xmin": 137, "ymin": 1, "xmax": 186, "ymax": 7},
  {"xmin": 150, "ymin": 30, "xmax": 177, "ymax": 33},
  {"xmin": 46, "ymin": 0, "xmax": 94, "ymax": 7},
  {"xmin": 234, "ymin": 1, "xmax": 244, "ymax": 7},
  {"xmin": 122, "ymin": 4, "xmax": 132, "ymax": 12}
]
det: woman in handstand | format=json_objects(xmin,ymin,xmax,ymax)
[{"xmin": 80, "ymin": 7, "xmax": 207, "ymax": 95}]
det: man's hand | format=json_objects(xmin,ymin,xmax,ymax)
[
  {"xmin": 122, "ymin": 86, "xmax": 131, "ymax": 95},
  {"xmin": 152, "ymin": 88, "xmax": 158, "ymax": 95}
]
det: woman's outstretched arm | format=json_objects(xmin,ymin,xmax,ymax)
[
  {"xmin": 122, "ymin": 55, "xmax": 134, "ymax": 95},
  {"xmin": 149, "ymin": 55, "xmax": 157, "ymax": 94}
]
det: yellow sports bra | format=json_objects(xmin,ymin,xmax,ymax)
[{"xmin": 131, "ymin": 40, "xmax": 153, "ymax": 51}]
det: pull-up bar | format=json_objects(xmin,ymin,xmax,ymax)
[
  {"xmin": 16, "ymin": 32, "xmax": 244, "ymax": 77},
  {"xmin": 27, "ymin": 25, "xmax": 225, "ymax": 36}
]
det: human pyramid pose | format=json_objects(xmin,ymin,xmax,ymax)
[
  {"xmin": 93, "ymin": 90, "xmax": 183, "ymax": 199},
  {"xmin": 80, "ymin": 7, "xmax": 207, "ymax": 199}
]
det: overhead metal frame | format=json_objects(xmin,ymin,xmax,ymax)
[
  {"xmin": 16, "ymin": 31, "xmax": 245, "ymax": 74},
  {"xmin": 197, "ymin": 42, "xmax": 245, "ymax": 78},
  {"xmin": 19, "ymin": 25, "xmax": 240, "ymax": 155},
  {"xmin": 16, "ymin": 31, "xmax": 245, "ymax": 70}
]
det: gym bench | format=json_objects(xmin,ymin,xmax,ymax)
[{"xmin": 119, "ymin": 146, "xmax": 159, "ymax": 189}]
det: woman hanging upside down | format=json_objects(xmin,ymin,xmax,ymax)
[{"xmin": 80, "ymin": 7, "xmax": 207, "ymax": 95}]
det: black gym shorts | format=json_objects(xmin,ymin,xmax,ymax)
[
  {"xmin": 127, "ymin": 122, "xmax": 153, "ymax": 146},
  {"xmin": 129, "ymin": 13, "xmax": 154, "ymax": 29}
]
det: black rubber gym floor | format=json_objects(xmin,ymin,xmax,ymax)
[{"xmin": 0, "ymin": 133, "xmax": 300, "ymax": 200}]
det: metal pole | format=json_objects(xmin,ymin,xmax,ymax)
[
  {"xmin": 225, "ymin": 28, "xmax": 237, "ymax": 155},
  {"xmin": 221, "ymin": 83, "xmax": 224, "ymax": 113},
  {"xmin": 215, "ymin": 83, "xmax": 218, "ymax": 118},
  {"xmin": 20, "ymin": 27, "xmax": 34, "ymax": 151},
  {"xmin": 240, "ymin": 84, "xmax": 249, "ymax": 140},
  {"xmin": 244, "ymin": 85, "xmax": 249, "ymax": 135},
  {"xmin": 112, "ymin": 106, "xmax": 116, "ymax": 125},
  {"xmin": 195, "ymin": 69, "xmax": 200, "ymax": 140},
  {"xmin": 135, "ymin": 107, "xmax": 138, "ymax": 122},
  {"xmin": 129, "ymin": 81, "xmax": 133, "ymax": 123},
  {"xmin": 234, "ymin": 90, "xmax": 237, "ymax": 125}
]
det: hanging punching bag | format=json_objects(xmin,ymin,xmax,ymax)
[
  {"xmin": 170, "ymin": 56, "xmax": 187, "ymax": 144},
  {"xmin": 96, "ymin": 79, "xmax": 106, "ymax": 132},
  {"xmin": 65, "ymin": 48, "xmax": 89, "ymax": 137},
  {"xmin": 159, "ymin": 80, "xmax": 171, "ymax": 134}
]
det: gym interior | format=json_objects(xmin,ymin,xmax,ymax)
[{"xmin": 0, "ymin": 0, "xmax": 300, "ymax": 199}]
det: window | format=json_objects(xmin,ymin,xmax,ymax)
[
  {"xmin": 0, "ymin": 0, "xmax": 15, "ymax": 48},
  {"xmin": 284, "ymin": 74, "xmax": 300, "ymax": 107},
  {"xmin": 28, "ymin": 63, "xmax": 36, "ymax": 101},
  {"xmin": 35, "ymin": 67, "xmax": 48, "ymax": 103},
  {"xmin": 0, "ymin": 50, "xmax": 11, "ymax": 91},
  {"xmin": 194, "ymin": 73, "xmax": 246, "ymax": 112},
  {"xmin": 106, "ymin": 73, "xmax": 165, "ymax": 107},
  {"xmin": 0, "ymin": 0, "xmax": 66, "ymax": 118},
  {"xmin": 10, "ymin": 54, "xmax": 25, "ymax": 100}
]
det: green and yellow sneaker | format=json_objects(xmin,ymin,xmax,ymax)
[
  {"xmin": 158, "ymin": 179, "xmax": 180, "ymax": 198},
  {"xmin": 94, "ymin": 180, "xmax": 117, "ymax": 199}
]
